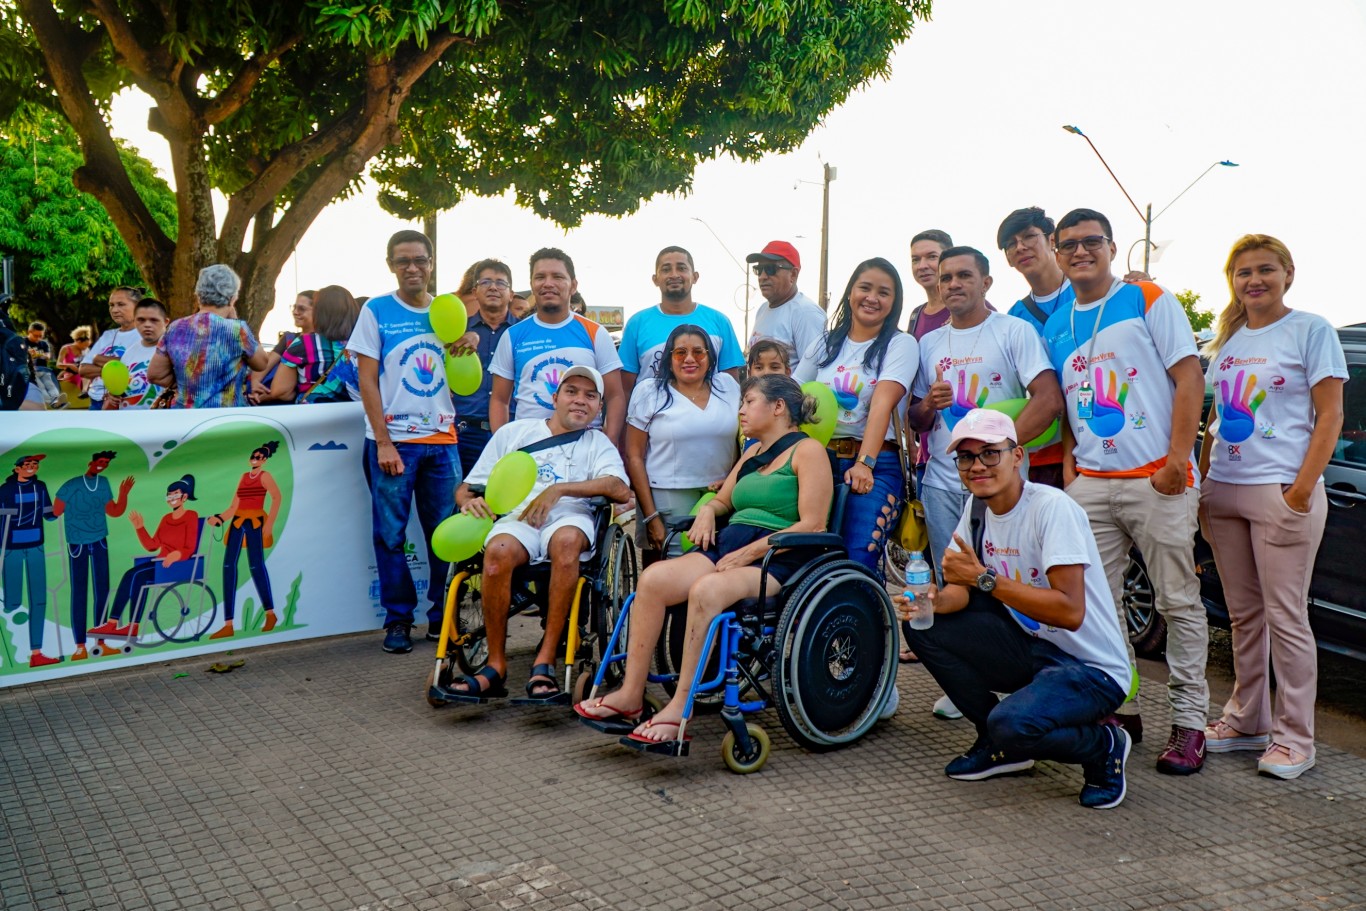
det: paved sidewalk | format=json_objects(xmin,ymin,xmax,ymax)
[{"xmin": 2, "ymin": 620, "xmax": 1364, "ymax": 911}]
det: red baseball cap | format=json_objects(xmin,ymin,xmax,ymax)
[{"xmin": 746, "ymin": 240, "xmax": 801, "ymax": 271}]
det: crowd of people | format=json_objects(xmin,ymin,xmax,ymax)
[{"xmin": 4, "ymin": 209, "xmax": 1345, "ymax": 807}]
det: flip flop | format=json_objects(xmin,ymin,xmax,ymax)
[
  {"xmin": 573, "ymin": 697, "xmax": 646, "ymax": 725},
  {"xmin": 624, "ymin": 718, "xmax": 691, "ymax": 746}
]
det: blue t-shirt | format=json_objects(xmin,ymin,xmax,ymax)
[
  {"xmin": 55, "ymin": 474, "xmax": 113, "ymax": 545},
  {"xmin": 617, "ymin": 304, "xmax": 745, "ymax": 382},
  {"xmin": 450, "ymin": 309, "xmax": 517, "ymax": 420},
  {"xmin": 1008, "ymin": 279, "xmax": 1075, "ymax": 336},
  {"xmin": 490, "ymin": 314, "xmax": 623, "ymax": 422}
]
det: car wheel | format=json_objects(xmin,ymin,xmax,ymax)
[{"xmin": 1124, "ymin": 548, "xmax": 1167, "ymax": 659}]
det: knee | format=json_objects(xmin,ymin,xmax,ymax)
[
  {"xmin": 687, "ymin": 575, "xmax": 728, "ymax": 615},
  {"xmin": 482, "ymin": 541, "xmax": 521, "ymax": 579},
  {"xmin": 548, "ymin": 528, "xmax": 586, "ymax": 565},
  {"xmin": 986, "ymin": 704, "xmax": 1039, "ymax": 753}
]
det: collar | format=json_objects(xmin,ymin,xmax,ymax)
[{"xmin": 469, "ymin": 309, "xmax": 517, "ymax": 331}]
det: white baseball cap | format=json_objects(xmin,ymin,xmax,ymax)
[{"xmin": 559, "ymin": 365, "xmax": 604, "ymax": 396}]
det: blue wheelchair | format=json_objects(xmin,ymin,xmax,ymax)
[
  {"xmin": 581, "ymin": 485, "xmax": 899, "ymax": 773},
  {"xmin": 95, "ymin": 519, "xmax": 219, "ymax": 653}
]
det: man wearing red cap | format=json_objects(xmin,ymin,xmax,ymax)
[
  {"xmin": 745, "ymin": 240, "xmax": 826, "ymax": 370},
  {"xmin": 896, "ymin": 408, "xmax": 1133, "ymax": 809}
]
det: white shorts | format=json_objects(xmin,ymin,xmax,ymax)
[{"xmin": 485, "ymin": 514, "xmax": 596, "ymax": 565}]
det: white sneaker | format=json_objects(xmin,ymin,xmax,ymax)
[
  {"xmin": 933, "ymin": 694, "xmax": 963, "ymax": 720},
  {"xmin": 879, "ymin": 684, "xmax": 900, "ymax": 720}
]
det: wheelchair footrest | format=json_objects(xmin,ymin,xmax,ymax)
[
  {"xmin": 579, "ymin": 704, "xmax": 655, "ymax": 736},
  {"xmin": 427, "ymin": 686, "xmax": 452, "ymax": 707},
  {"xmin": 509, "ymin": 692, "xmax": 572, "ymax": 707},
  {"xmin": 432, "ymin": 687, "xmax": 503, "ymax": 705},
  {"xmin": 619, "ymin": 735, "xmax": 691, "ymax": 757}
]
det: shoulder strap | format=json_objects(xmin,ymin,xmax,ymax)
[
  {"xmin": 519, "ymin": 428, "xmax": 587, "ymax": 456},
  {"xmin": 737, "ymin": 430, "xmax": 807, "ymax": 481},
  {"xmin": 908, "ymin": 303, "xmax": 926, "ymax": 337},
  {"xmin": 969, "ymin": 495, "xmax": 988, "ymax": 563},
  {"xmin": 1018, "ymin": 295, "xmax": 1049, "ymax": 327}
]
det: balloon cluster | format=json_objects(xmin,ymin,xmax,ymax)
[
  {"xmin": 430, "ymin": 451, "xmax": 540, "ymax": 562},
  {"xmin": 429, "ymin": 293, "xmax": 483, "ymax": 396}
]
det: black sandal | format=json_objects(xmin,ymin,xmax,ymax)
[
  {"xmin": 442, "ymin": 666, "xmax": 507, "ymax": 703},
  {"xmin": 523, "ymin": 663, "xmax": 561, "ymax": 699}
]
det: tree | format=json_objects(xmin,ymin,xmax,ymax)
[
  {"xmin": 2, "ymin": 0, "xmax": 933, "ymax": 329},
  {"xmin": 1176, "ymin": 289, "xmax": 1215, "ymax": 333},
  {"xmin": 0, "ymin": 108, "xmax": 176, "ymax": 340}
]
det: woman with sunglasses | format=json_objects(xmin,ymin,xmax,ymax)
[
  {"xmin": 206, "ymin": 440, "xmax": 283, "ymax": 639},
  {"xmin": 625, "ymin": 324, "xmax": 740, "ymax": 557}
]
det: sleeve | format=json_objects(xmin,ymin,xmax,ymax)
[
  {"xmin": 791, "ymin": 337, "xmax": 824, "ymax": 383},
  {"xmin": 238, "ymin": 322, "xmax": 260, "ymax": 356},
  {"xmin": 464, "ymin": 424, "xmax": 515, "ymax": 487},
  {"xmin": 280, "ymin": 336, "xmax": 308, "ymax": 368},
  {"xmin": 591, "ymin": 323, "xmax": 624, "ymax": 374},
  {"xmin": 82, "ymin": 331, "xmax": 109, "ymax": 364},
  {"xmin": 346, "ymin": 305, "xmax": 382, "ymax": 360},
  {"xmin": 792, "ymin": 307, "xmax": 827, "ymax": 370},
  {"xmin": 489, "ymin": 329, "xmax": 515, "ymax": 380},
  {"xmin": 56, "ymin": 478, "xmax": 77, "ymax": 503},
  {"xmin": 911, "ymin": 333, "xmax": 938, "ymax": 398},
  {"xmin": 617, "ymin": 313, "xmax": 642, "ymax": 375},
  {"xmin": 588, "ymin": 432, "xmax": 630, "ymax": 484},
  {"xmin": 626, "ymin": 381, "xmax": 658, "ymax": 431},
  {"xmin": 878, "ymin": 333, "xmax": 919, "ymax": 392},
  {"xmin": 713, "ymin": 313, "xmax": 746, "ymax": 372},
  {"xmin": 1143, "ymin": 286, "xmax": 1199, "ymax": 369},
  {"xmin": 946, "ymin": 499, "xmax": 972, "ymax": 555},
  {"xmin": 1004, "ymin": 317, "xmax": 1054, "ymax": 387},
  {"xmin": 1303, "ymin": 315, "xmax": 1349, "ymax": 386},
  {"xmin": 1038, "ymin": 493, "xmax": 1093, "ymax": 572}
]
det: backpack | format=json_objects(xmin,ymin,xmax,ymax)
[{"xmin": 0, "ymin": 312, "xmax": 31, "ymax": 410}]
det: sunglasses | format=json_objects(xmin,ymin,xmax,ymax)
[
  {"xmin": 671, "ymin": 347, "xmax": 709, "ymax": 361},
  {"xmin": 751, "ymin": 263, "xmax": 792, "ymax": 277}
]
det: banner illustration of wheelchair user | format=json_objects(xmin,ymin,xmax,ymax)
[{"xmin": 1, "ymin": 405, "xmax": 379, "ymax": 688}]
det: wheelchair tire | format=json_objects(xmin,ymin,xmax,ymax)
[
  {"xmin": 772, "ymin": 560, "xmax": 897, "ymax": 752},
  {"xmin": 593, "ymin": 524, "xmax": 637, "ymax": 687},
  {"xmin": 151, "ymin": 582, "xmax": 219, "ymax": 643},
  {"xmin": 721, "ymin": 723, "xmax": 771, "ymax": 774}
]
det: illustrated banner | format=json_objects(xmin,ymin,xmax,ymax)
[{"xmin": 0, "ymin": 404, "xmax": 418, "ymax": 687}]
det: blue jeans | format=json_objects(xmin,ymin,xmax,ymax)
[
  {"xmin": 68, "ymin": 540, "xmax": 110, "ymax": 644},
  {"xmin": 3, "ymin": 547, "xmax": 47, "ymax": 650},
  {"xmin": 365, "ymin": 439, "xmax": 461, "ymax": 629},
  {"xmin": 456, "ymin": 424, "xmax": 491, "ymax": 479},
  {"xmin": 907, "ymin": 594, "xmax": 1126, "ymax": 766},
  {"xmin": 223, "ymin": 520, "xmax": 273, "ymax": 621},
  {"xmin": 921, "ymin": 483, "xmax": 968, "ymax": 584},
  {"xmin": 833, "ymin": 450, "xmax": 903, "ymax": 576}
]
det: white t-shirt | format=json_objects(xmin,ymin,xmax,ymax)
[
  {"xmin": 82, "ymin": 327, "xmax": 142, "ymax": 400},
  {"xmin": 627, "ymin": 372, "xmax": 741, "ymax": 488},
  {"xmin": 464, "ymin": 419, "xmax": 629, "ymax": 523},
  {"xmin": 115, "ymin": 340, "xmax": 163, "ymax": 409},
  {"xmin": 748, "ymin": 290, "xmax": 826, "ymax": 369},
  {"xmin": 912, "ymin": 312, "xmax": 1053, "ymax": 491},
  {"xmin": 794, "ymin": 332, "xmax": 919, "ymax": 441},
  {"xmin": 949, "ymin": 483, "xmax": 1131, "ymax": 692},
  {"xmin": 346, "ymin": 292, "xmax": 457, "ymax": 443},
  {"xmin": 1043, "ymin": 280, "xmax": 1198, "ymax": 480},
  {"xmin": 1205, "ymin": 309, "xmax": 1349, "ymax": 485},
  {"xmin": 490, "ymin": 313, "xmax": 623, "ymax": 424}
]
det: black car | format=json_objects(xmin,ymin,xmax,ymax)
[{"xmin": 1126, "ymin": 324, "xmax": 1366, "ymax": 662}]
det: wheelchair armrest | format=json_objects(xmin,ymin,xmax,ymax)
[
  {"xmin": 767, "ymin": 532, "xmax": 845, "ymax": 550},
  {"xmin": 587, "ymin": 496, "xmax": 610, "ymax": 508},
  {"xmin": 665, "ymin": 515, "xmax": 696, "ymax": 532}
]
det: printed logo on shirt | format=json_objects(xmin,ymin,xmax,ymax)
[
  {"xmin": 1128, "ymin": 411, "xmax": 1147, "ymax": 430},
  {"xmin": 1227, "ymin": 443, "xmax": 1242, "ymax": 462},
  {"xmin": 1215, "ymin": 369, "xmax": 1264, "ymax": 444},
  {"xmin": 944, "ymin": 368, "xmax": 989, "ymax": 430},
  {"xmin": 529, "ymin": 355, "xmax": 576, "ymax": 411},
  {"xmin": 1102, "ymin": 439, "xmax": 1118, "ymax": 454},
  {"xmin": 1083, "ymin": 367, "xmax": 1129, "ymax": 438},
  {"xmin": 399, "ymin": 341, "xmax": 448, "ymax": 398},
  {"xmin": 1125, "ymin": 366, "xmax": 1139, "ymax": 380},
  {"xmin": 1269, "ymin": 375, "xmax": 1286, "ymax": 393},
  {"xmin": 1259, "ymin": 421, "xmax": 1276, "ymax": 439},
  {"xmin": 995, "ymin": 557, "xmax": 1041, "ymax": 631},
  {"xmin": 988, "ymin": 371, "xmax": 1004, "ymax": 388},
  {"xmin": 1070, "ymin": 354, "xmax": 1088, "ymax": 374},
  {"xmin": 1219, "ymin": 355, "xmax": 1268, "ymax": 371},
  {"xmin": 832, "ymin": 367, "xmax": 865, "ymax": 412},
  {"xmin": 536, "ymin": 460, "xmax": 565, "ymax": 485}
]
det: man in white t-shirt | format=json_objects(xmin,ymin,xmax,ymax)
[
  {"xmin": 744, "ymin": 240, "xmax": 826, "ymax": 369},
  {"xmin": 449, "ymin": 366, "xmax": 631, "ymax": 702},
  {"xmin": 79, "ymin": 285, "xmax": 144, "ymax": 411},
  {"xmin": 104, "ymin": 298, "xmax": 168, "ymax": 410},
  {"xmin": 897, "ymin": 409, "xmax": 1133, "ymax": 809}
]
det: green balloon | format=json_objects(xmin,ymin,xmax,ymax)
[
  {"xmin": 982, "ymin": 397, "xmax": 1060, "ymax": 450},
  {"xmin": 429, "ymin": 293, "xmax": 468, "ymax": 343},
  {"xmin": 445, "ymin": 352, "xmax": 483, "ymax": 396},
  {"xmin": 679, "ymin": 491, "xmax": 717, "ymax": 552},
  {"xmin": 485, "ymin": 450, "xmax": 539, "ymax": 514},
  {"xmin": 431, "ymin": 514, "xmax": 493, "ymax": 563},
  {"xmin": 101, "ymin": 359, "xmax": 131, "ymax": 396},
  {"xmin": 799, "ymin": 381, "xmax": 838, "ymax": 446}
]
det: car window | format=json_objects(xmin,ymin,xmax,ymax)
[{"xmin": 1335, "ymin": 362, "xmax": 1366, "ymax": 466}]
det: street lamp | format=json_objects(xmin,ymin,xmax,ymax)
[
  {"xmin": 690, "ymin": 216, "xmax": 754, "ymax": 342},
  {"xmin": 1061, "ymin": 124, "xmax": 1238, "ymax": 273}
]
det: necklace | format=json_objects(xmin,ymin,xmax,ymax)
[
  {"xmin": 676, "ymin": 382, "xmax": 709, "ymax": 408},
  {"xmin": 82, "ymin": 473, "xmax": 99, "ymax": 492},
  {"xmin": 946, "ymin": 313, "xmax": 989, "ymax": 366}
]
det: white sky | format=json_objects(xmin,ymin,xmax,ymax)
[{"xmin": 108, "ymin": 0, "xmax": 1366, "ymax": 342}]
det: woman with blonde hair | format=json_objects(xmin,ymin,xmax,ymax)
[{"xmin": 1197, "ymin": 234, "xmax": 1346, "ymax": 780}]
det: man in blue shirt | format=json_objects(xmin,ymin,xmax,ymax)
[
  {"xmin": 449, "ymin": 258, "xmax": 519, "ymax": 476},
  {"xmin": 53, "ymin": 451, "xmax": 135, "ymax": 660}
]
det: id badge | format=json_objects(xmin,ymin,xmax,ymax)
[{"xmin": 1076, "ymin": 382, "xmax": 1094, "ymax": 420}]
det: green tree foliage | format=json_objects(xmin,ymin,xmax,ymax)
[
  {"xmin": 2, "ymin": 0, "xmax": 932, "ymax": 328},
  {"xmin": 0, "ymin": 109, "xmax": 176, "ymax": 340},
  {"xmin": 1176, "ymin": 288, "xmax": 1215, "ymax": 332}
]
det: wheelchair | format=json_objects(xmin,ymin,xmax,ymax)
[
  {"xmin": 581, "ymin": 485, "xmax": 899, "ymax": 773},
  {"xmin": 95, "ymin": 518, "xmax": 219, "ymax": 653},
  {"xmin": 426, "ymin": 496, "xmax": 637, "ymax": 708}
]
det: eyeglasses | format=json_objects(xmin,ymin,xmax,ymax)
[
  {"xmin": 751, "ymin": 263, "xmax": 792, "ymax": 277},
  {"xmin": 1004, "ymin": 231, "xmax": 1045, "ymax": 254},
  {"xmin": 165, "ymin": 492, "xmax": 184, "ymax": 502},
  {"xmin": 1055, "ymin": 235, "xmax": 1110, "ymax": 256},
  {"xmin": 390, "ymin": 256, "xmax": 432, "ymax": 269},
  {"xmin": 953, "ymin": 446, "xmax": 1013, "ymax": 470},
  {"xmin": 476, "ymin": 278, "xmax": 510, "ymax": 290},
  {"xmin": 671, "ymin": 347, "xmax": 709, "ymax": 361}
]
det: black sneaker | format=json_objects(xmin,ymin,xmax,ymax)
[
  {"xmin": 382, "ymin": 623, "xmax": 413, "ymax": 654},
  {"xmin": 945, "ymin": 737, "xmax": 1035, "ymax": 781},
  {"xmin": 1080, "ymin": 724, "xmax": 1131, "ymax": 809}
]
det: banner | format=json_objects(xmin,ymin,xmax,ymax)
[{"xmin": 0, "ymin": 404, "xmax": 423, "ymax": 687}]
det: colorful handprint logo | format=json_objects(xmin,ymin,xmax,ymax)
[
  {"xmin": 1216, "ymin": 369, "xmax": 1265, "ymax": 444},
  {"xmin": 1084, "ymin": 366, "xmax": 1129, "ymax": 438},
  {"xmin": 998, "ymin": 560, "xmax": 1040, "ymax": 631},
  {"xmin": 412, "ymin": 352, "xmax": 436, "ymax": 385},
  {"xmin": 832, "ymin": 370, "xmax": 864, "ymax": 411},
  {"xmin": 542, "ymin": 366, "xmax": 563, "ymax": 398},
  {"xmin": 944, "ymin": 369, "xmax": 990, "ymax": 429}
]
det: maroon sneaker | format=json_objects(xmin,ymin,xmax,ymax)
[
  {"xmin": 1103, "ymin": 713, "xmax": 1143, "ymax": 744},
  {"xmin": 1156, "ymin": 725, "xmax": 1206, "ymax": 775}
]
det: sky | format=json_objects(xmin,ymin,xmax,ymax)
[{"xmin": 108, "ymin": 0, "xmax": 1366, "ymax": 343}]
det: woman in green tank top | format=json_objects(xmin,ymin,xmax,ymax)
[{"xmin": 576, "ymin": 375, "xmax": 834, "ymax": 742}]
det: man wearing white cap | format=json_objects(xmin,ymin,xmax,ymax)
[
  {"xmin": 745, "ymin": 240, "xmax": 826, "ymax": 369},
  {"xmin": 451, "ymin": 365, "xmax": 631, "ymax": 702},
  {"xmin": 896, "ymin": 408, "xmax": 1134, "ymax": 809}
]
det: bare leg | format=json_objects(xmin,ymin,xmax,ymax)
[
  {"xmin": 533, "ymin": 526, "xmax": 590, "ymax": 672},
  {"xmin": 480, "ymin": 534, "xmax": 530, "ymax": 680}
]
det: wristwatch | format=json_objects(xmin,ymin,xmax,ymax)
[
  {"xmin": 976, "ymin": 567, "xmax": 998, "ymax": 593},
  {"xmin": 858, "ymin": 454, "xmax": 877, "ymax": 469}
]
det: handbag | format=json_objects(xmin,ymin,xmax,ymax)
[{"xmin": 891, "ymin": 406, "xmax": 928, "ymax": 553}]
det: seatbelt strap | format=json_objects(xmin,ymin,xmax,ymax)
[
  {"xmin": 737, "ymin": 430, "xmax": 808, "ymax": 481},
  {"xmin": 518, "ymin": 428, "xmax": 587, "ymax": 456}
]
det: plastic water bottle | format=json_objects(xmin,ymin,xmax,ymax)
[{"xmin": 905, "ymin": 550, "xmax": 934, "ymax": 630}]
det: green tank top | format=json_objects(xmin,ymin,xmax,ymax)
[{"xmin": 729, "ymin": 456, "xmax": 802, "ymax": 532}]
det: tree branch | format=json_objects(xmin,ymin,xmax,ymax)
[
  {"xmin": 87, "ymin": 0, "xmax": 169, "ymax": 87},
  {"xmin": 204, "ymin": 35, "xmax": 304, "ymax": 126}
]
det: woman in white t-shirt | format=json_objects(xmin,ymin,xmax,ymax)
[
  {"xmin": 1197, "ymin": 234, "xmax": 1347, "ymax": 781},
  {"xmin": 625, "ymin": 325, "xmax": 740, "ymax": 556},
  {"xmin": 795, "ymin": 257, "xmax": 918, "ymax": 576}
]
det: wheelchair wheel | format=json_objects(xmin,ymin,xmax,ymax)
[
  {"xmin": 593, "ymin": 523, "xmax": 637, "ymax": 687},
  {"xmin": 449, "ymin": 571, "xmax": 488, "ymax": 676},
  {"xmin": 153, "ymin": 582, "xmax": 218, "ymax": 643},
  {"xmin": 721, "ymin": 723, "xmax": 771, "ymax": 774},
  {"xmin": 772, "ymin": 560, "xmax": 897, "ymax": 752}
]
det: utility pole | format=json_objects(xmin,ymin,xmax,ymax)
[
  {"xmin": 819, "ymin": 162, "xmax": 836, "ymax": 311},
  {"xmin": 424, "ymin": 213, "xmax": 438, "ymax": 294}
]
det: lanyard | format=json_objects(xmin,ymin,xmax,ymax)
[{"xmin": 1069, "ymin": 280, "xmax": 1119, "ymax": 380}]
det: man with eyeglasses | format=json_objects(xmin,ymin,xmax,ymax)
[
  {"xmin": 447, "ymin": 258, "xmax": 519, "ymax": 475},
  {"xmin": 895, "ymin": 409, "xmax": 1134, "ymax": 809},
  {"xmin": 490, "ymin": 247, "xmax": 625, "ymax": 442},
  {"xmin": 79, "ymin": 286, "xmax": 144, "ymax": 412},
  {"xmin": 744, "ymin": 240, "xmax": 825, "ymax": 370},
  {"xmin": 1041, "ymin": 207, "xmax": 1209, "ymax": 775},
  {"xmin": 347, "ymin": 229, "xmax": 462, "ymax": 654},
  {"xmin": 618, "ymin": 246, "xmax": 744, "ymax": 404}
]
